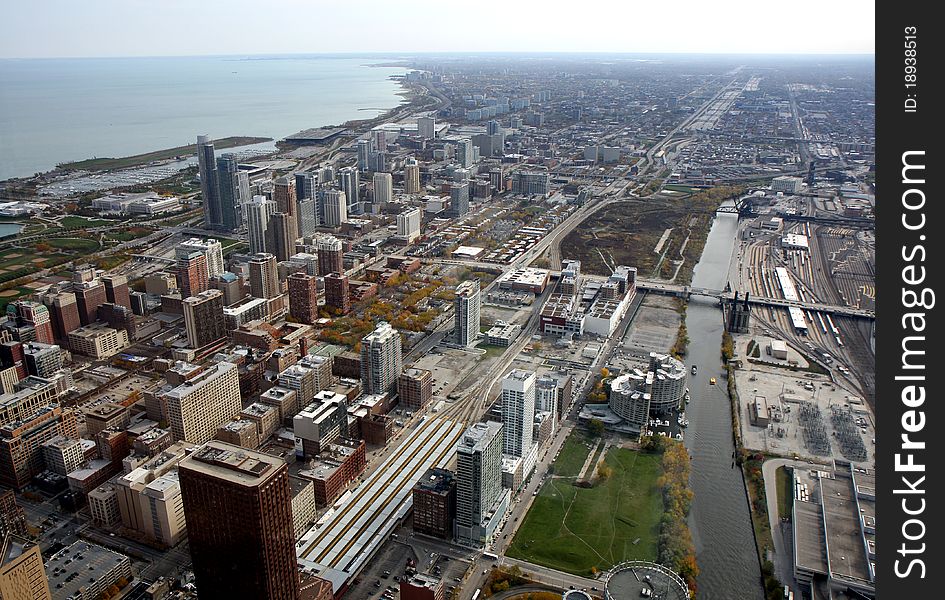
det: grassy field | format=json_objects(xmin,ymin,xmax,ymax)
[
  {"xmin": 57, "ymin": 136, "xmax": 272, "ymax": 171},
  {"xmin": 60, "ymin": 216, "xmax": 112, "ymax": 229},
  {"xmin": 47, "ymin": 238, "xmax": 101, "ymax": 252},
  {"xmin": 507, "ymin": 443, "xmax": 663, "ymax": 576}
]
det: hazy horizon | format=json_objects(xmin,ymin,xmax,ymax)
[{"xmin": 1, "ymin": 0, "xmax": 875, "ymax": 59}]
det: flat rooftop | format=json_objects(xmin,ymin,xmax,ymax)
[{"xmin": 179, "ymin": 440, "xmax": 284, "ymax": 487}]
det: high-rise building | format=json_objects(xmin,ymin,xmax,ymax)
[
  {"xmin": 273, "ymin": 177, "xmax": 299, "ymax": 250},
  {"xmin": 0, "ymin": 404, "xmax": 78, "ymax": 490},
  {"xmin": 0, "ymin": 536, "xmax": 51, "ymax": 600},
  {"xmin": 360, "ymin": 322, "xmax": 402, "ymax": 396},
  {"xmin": 245, "ymin": 195, "xmax": 277, "ymax": 255},
  {"xmin": 449, "ymin": 182, "xmax": 469, "ymax": 218},
  {"xmin": 287, "ymin": 272, "xmax": 318, "ymax": 325},
  {"xmin": 163, "ymin": 362, "xmax": 241, "ymax": 444},
  {"xmin": 455, "ymin": 421, "xmax": 505, "ymax": 546},
  {"xmin": 397, "ymin": 368, "xmax": 432, "ymax": 410},
  {"xmin": 357, "ymin": 139, "xmax": 374, "ymax": 173},
  {"xmin": 72, "ymin": 269, "xmax": 107, "ymax": 326},
  {"xmin": 337, "ymin": 167, "xmax": 359, "ymax": 214},
  {"xmin": 323, "ymin": 273, "xmax": 350, "ymax": 314},
  {"xmin": 102, "ymin": 275, "xmax": 131, "ymax": 310},
  {"xmin": 457, "ymin": 138, "xmax": 474, "ymax": 168},
  {"xmin": 489, "ymin": 167, "xmax": 504, "ymax": 192},
  {"xmin": 404, "ymin": 160, "xmax": 421, "ymax": 194},
  {"xmin": 176, "ymin": 251, "xmax": 209, "ymax": 299},
  {"xmin": 453, "ymin": 280, "xmax": 480, "ymax": 347},
  {"xmin": 40, "ymin": 290, "xmax": 81, "ymax": 342},
  {"xmin": 501, "ymin": 370, "xmax": 536, "ymax": 458},
  {"xmin": 396, "ymin": 207, "xmax": 422, "ymax": 243},
  {"xmin": 412, "ymin": 468, "xmax": 456, "ymax": 540},
  {"xmin": 22, "ymin": 342, "xmax": 63, "ymax": 379},
  {"xmin": 270, "ymin": 212, "xmax": 295, "ymax": 262},
  {"xmin": 417, "ymin": 116, "xmax": 435, "ymax": 140},
  {"xmin": 321, "ymin": 189, "xmax": 347, "ymax": 228},
  {"xmin": 373, "ymin": 172, "xmax": 393, "ymax": 206},
  {"xmin": 6, "ymin": 302, "xmax": 54, "ymax": 345},
  {"xmin": 179, "ymin": 238, "xmax": 226, "ymax": 278},
  {"xmin": 216, "ymin": 154, "xmax": 247, "ymax": 232},
  {"xmin": 197, "ymin": 135, "xmax": 221, "ymax": 229},
  {"xmin": 248, "ymin": 253, "xmax": 280, "ymax": 299},
  {"xmin": 297, "ymin": 198, "xmax": 317, "ymax": 237},
  {"xmin": 316, "ymin": 236, "xmax": 344, "ymax": 277},
  {"xmin": 295, "ymin": 172, "xmax": 314, "ymax": 201},
  {"xmin": 182, "ymin": 290, "xmax": 226, "ymax": 349},
  {"xmin": 179, "ymin": 441, "xmax": 299, "ymax": 600}
]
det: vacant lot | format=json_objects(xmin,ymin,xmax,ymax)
[
  {"xmin": 561, "ymin": 187, "xmax": 742, "ymax": 280},
  {"xmin": 507, "ymin": 440, "xmax": 663, "ymax": 576}
]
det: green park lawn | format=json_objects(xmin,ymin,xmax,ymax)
[{"xmin": 506, "ymin": 442, "xmax": 663, "ymax": 576}]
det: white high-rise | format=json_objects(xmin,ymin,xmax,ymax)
[
  {"xmin": 453, "ymin": 280, "xmax": 480, "ymax": 347},
  {"xmin": 373, "ymin": 172, "xmax": 393, "ymax": 205},
  {"xmin": 501, "ymin": 369, "xmax": 536, "ymax": 458},
  {"xmin": 396, "ymin": 207, "xmax": 422, "ymax": 243},
  {"xmin": 322, "ymin": 190, "xmax": 347, "ymax": 228},
  {"xmin": 164, "ymin": 362, "xmax": 241, "ymax": 444},
  {"xmin": 245, "ymin": 195, "xmax": 276, "ymax": 255},
  {"xmin": 360, "ymin": 321, "xmax": 402, "ymax": 395}
]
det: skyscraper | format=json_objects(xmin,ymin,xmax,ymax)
[
  {"xmin": 295, "ymin": 172, "xmax": 314, "ymax": 201},
  {"xmin": 453, "ymin": 280, "xmax": 480, "ymax": 347},
  {"xmin": 417, "ymin": 116, "xmax": 435, "ymax": 140},
  {"xmin": 178, "ymin": 441, "xmax": 299, "ymax": 600},
  {"xmin": 182, "ymin": 290, "xmax": 226, "ymax": 349},
  {"xmin": 373, "ymin": 172, "xmax": 393, "ymax": 205},
  {"xmin": 449, "ymin": 182, "xmax": 470, "ymax": 218},
  {"xmin": 455, "ymin": 421, "xmax": 505, "ymax": 546},
  {"xmin": 40, "ymin": 290, "xmax": 81, "ymax": 342},
  {"xmin": 175, "ymin": 251, "xmax": 209, "ymax": 299},
  {"xmin": 322, "ymin": 189, "xmax": 347, "ymax": 228},
  {"xmin": 216, "ymin": 154, "xmax": 247, "ymax": 232},
  {"xmin": 357, "ymin": 139, "xmax": 374, "ymax": 173},
  {"xmin": 297, "ymin": 198, "xmax": 317, "ymax": 237},
  {"xmin": 404, "ymin": 160, "xmax": 421, "ymax": 194},
  {"xmin": 457, "ymin": 138, "xmax": 474, "ymax": 168},
  {"xmin": 197, "ymin": 135, "xmax": 221, "ymax": 229},
  {"xmin": 248, "ymin": 253, "xmax": 280, "ymax": 299},
  {"xmin": 270, "ymin": 212, "xmax": 294, "ymax": 262},
  {"xmin": 245, "ymin": 195, "xmax": 277, "ymax": 255},
  {"xmin": 323, "ymin": 273, "xmax": 350, "ymax": 314},
  {"xmin": 0, "ymin": 535, "xmax": 51, "ymax": 600},
  {"xmin": 501, "ymin": 370, "xmax": 536, "ymax": 458},
  {"xmin": 102, "ymin": 275, "xmax": 131, "ymax": 310},
  {"xmin": 7, "ymin": 302, "xmax": 55, "ymax": 345},
  {"xmin": 178, "ymin": 238, "xmax": 225, "ymax": 278},
  {"xmin": 287, "ymin": 272, "xmax": 318, "ymax": 325},
  {"xmin": 316, "ymin": 236, "xmax": 344, "ymax": 277},
  {"xmin": 360, "ymin": 321, "xmax": 402, "ymax": 396},
  {"xmin": 72, "ymin": 269, "xmax": 107, "ymax": 326},
  {"xmin": 337, "ymin": 167, "xmax": 359, "ymax": 215},
  {"xmin": 273, "ymin": 177, "xmax": 299, "ymax": 250}
]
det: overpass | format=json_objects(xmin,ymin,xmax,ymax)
[{"xmin": 635, "ymin": 280, "xmax": 874, "ymax": 320}]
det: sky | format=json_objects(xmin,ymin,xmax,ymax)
[{"xmin": 1, "ymin": 0, "xmax": 874, "ymax": 59}]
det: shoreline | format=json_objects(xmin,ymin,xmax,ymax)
[{"xmin": 1, "ymin": 62, "xmax": 415, "ymax": 188}]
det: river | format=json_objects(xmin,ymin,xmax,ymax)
[{"xmin": 682, "ymin": 208, "xmax": 765, "ymax": 599}]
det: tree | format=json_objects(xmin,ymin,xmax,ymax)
[
  {"xmin": 587, "ymin": 418, "xmax": 605, "ymax": 437},
  {"xmin": 600, "ymin": 367, "xmax": 610, "ymax": 379}
]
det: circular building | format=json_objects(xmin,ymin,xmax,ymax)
[
  {"xmin": 563, "ymin": 591, "xmax": 593, "ymax": 600},
  {"xmin": 609, "ymin": 372, "xmax": 651, "ymax": 428},
  {"xmin": 646, "ymin": 352, "xmax": 687, "ymax": 413},
  {"xmin": 604, "ymin": 561, "xmax": 691, "ymax": 600}
]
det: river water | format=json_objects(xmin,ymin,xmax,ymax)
[{"xmin": 682, "ymin": 209, "xmax": 765, "ymax": 599}]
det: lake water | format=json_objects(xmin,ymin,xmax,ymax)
[{"xmin": 0, "ymin": 55, "xmax": 409, "ymax": 181}]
